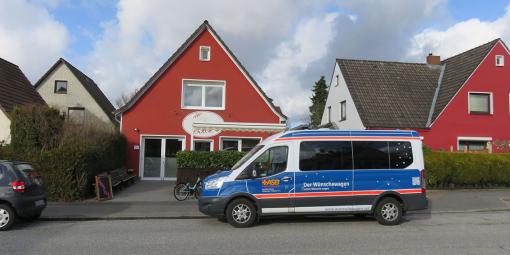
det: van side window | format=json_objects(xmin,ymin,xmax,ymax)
[
  {"xmin": 389, "ymin": 141, "xmax": 413, "ymax": 169},
  {"xmin": 245, "ymin": 146, "xmax": 288, "ymax": 178},
  {"xmin": 352, "ymin": 141, "xmax": 390, "ymax": 169},
  {"xmin": 299, "ymin": 141, "xmax": 353, "ymax": 171}
]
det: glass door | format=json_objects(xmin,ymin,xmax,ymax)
[{"xmin": 142, "ymin": 137, "xmax": 184, "ymax": 180}]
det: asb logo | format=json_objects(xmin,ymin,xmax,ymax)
[{"xmin": 262, "ymin": 179, "xmax": 280, "ymax": 186}]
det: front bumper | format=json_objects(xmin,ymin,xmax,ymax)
[{"xmin": 198, "ymin": 196, "xmax": 229, "ymax": 217}]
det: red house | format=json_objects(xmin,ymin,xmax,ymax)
[
  {"xmin": 322, "ymin": 39, "xmax": 510, "ymax": 153},
  {"xmin": 115, "ymin": 21, "xmax": 286, "ymax": 180}
]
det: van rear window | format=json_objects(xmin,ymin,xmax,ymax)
[
  {"xmin": 299, "ymin": 141, "xmax": 353, "ymax": 171},
  {"xmin": 389, "ymin": 141, "xmax": 413, "ymax": 169}
]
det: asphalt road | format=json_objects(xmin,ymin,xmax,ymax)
[{"xmin": 2, "ymin": 211, "xmax": 510, "ymax": 255}]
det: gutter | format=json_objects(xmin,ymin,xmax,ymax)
[{"xmin": 426, "ymin": 65, "xmax": 445, "ymax": 127}]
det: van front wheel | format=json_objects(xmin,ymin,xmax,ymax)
[
  {"xmin": 226, "ymin": 198, "xmax": 256, "ymax": 228},
  {"xmin": 374, "ymin": 197, "xmax": 402, "ymax": 225}
]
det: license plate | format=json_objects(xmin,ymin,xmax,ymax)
[{"xmin": 35, "ymin": 200, "xmax": 45, "ymax": 206}]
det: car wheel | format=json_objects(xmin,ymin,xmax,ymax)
[
  {"xmin": 374, "ymin": 197, "xmax": 402, "ymax": 226},
  {"xmin": 226, "ymin": 198, "xmax": 257, "ymax": 228},
  {"xmin": 0, "ymin": 204, "xmax": 15, "ymax": 231}
]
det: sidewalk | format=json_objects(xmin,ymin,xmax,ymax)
[{"xmin": 40, "ymin": 182, "xmax": 510, "ymax": 220}]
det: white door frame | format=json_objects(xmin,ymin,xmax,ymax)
[{"xmin": 139, "ymin": 135, "xmax": 186, "ymax": 180}]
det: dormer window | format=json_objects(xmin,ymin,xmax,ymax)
[
  {"xmin": 496, "ymin": 55, "xmax": 504, "ymax": 66},
  {"xmin": 200, "ymin": 46, "xmax": 210, "ymax": 61},
  {"xmin": 54, "ymin": 80, "xmax": 68, "ymax": 94}
]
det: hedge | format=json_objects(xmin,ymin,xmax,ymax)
[
  {"xmin": 176, "ymin": 151, "xmax": 246, "ymax": 169},
  {"xmin": 425, "ymin": 151, "xmax": 510, "ymax": 188},
  {"xmin": 1, "ymin": 105, "xmax": 127, "ymax": 201}
]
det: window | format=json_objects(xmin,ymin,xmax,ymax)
[
  {"xmin": 0, "ymin": 164, "xmax": 15, "ymax": 186},
  {"xmin": 220, "ymin": 138, "xmax": 261, "ymax": 152},
  {"xmin": 469, "ymin": 93, "xmax": 491, "ymax": 114},
  {"xmin": 299, "ymin": 141, "xmax": 353, "ymax": 171},
  {"xmin": 389, "ymin": 142, "xmax": 413, "ymax": 169},
  {"xmin": 340, "ymin": 101, "xmax": 346, "ymax": 121},
  {"xmin": 244, "ymin": 146, "xmax": 288, "ymax": 178},
  {"xmin": 194, "ymin": 140, "xmax": 212, "ymax": 151},
  {"xmin": 458, "ymin": 139, "xmax": 490, "ymax": 152},
  {"xmin": 496, "ymin": 55, "xmax": 504, "ymax": 67},
  {"xmin": 335, "ymin": 75, "xmax": 339, "ymax": 86},
  {"xmin": 182, "ymin": 80, "xmax": 225, "ymax": 109},
  {"xmin": 68, "ymin": 107, "xmax": 85, "ymax": 122},
  {"xmin": 199, "ymin": 46, "xmax": 210, "ymax": 61},
  {"xmin": 232, "ymin": 145, "xmax": 264, "ymax": 170},
  {"xmin": 353, "ymin": 141, "xmax": 389, "ymax": 169},
  {"xmin": 54, "ymin": 80, "xmax": 68, "ymax": 94}
]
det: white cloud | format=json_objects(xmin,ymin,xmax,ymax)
[
  {"xmin": 0, "ymin": 0, "xmax": 69, "ymax": 81},
  {"xmin": 258, "ymin": 13, "xmax": 339, "ymax": 123},
  {"xmin": 408, "ymin": 5, "xmax": 510, "ymax": 60},
  {"xmin": 84, "ymin": 0, "xmax": 449, "ymax": 124}
]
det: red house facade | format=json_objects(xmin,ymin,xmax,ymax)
[
  {"xmin": 116, "ymin": 21, "xmax": 286, "ymax": 180},
  {"xmin": 322, "ymin": 39, "xmax": 510, "ymax": 153}
]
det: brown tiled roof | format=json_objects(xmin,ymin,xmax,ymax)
[
  {"xmin": 337, "ymin": 59, "xmax": 441, "ymax": 128},
  {"xmin": 0, "ymin": 57, "xmax": 46, "ymax": 116},
  {"xmin": 336, "ymin": 38, "xmax": 501, "ymax": 128},
  {"xmin": 34, "ymin": 58, "xmax": 116, "ymax": 123},
  {"xmin": 431, "ymin": 39, "xmax": 499, "ymax": 120},
  {"xmin": 115, "ymin": 20, "xmax": 287, "ymax": 121}
]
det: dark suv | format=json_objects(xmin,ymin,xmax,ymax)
[{"xmin": 0, "ymin": 161, "xmax": 46, "ymax": 231}]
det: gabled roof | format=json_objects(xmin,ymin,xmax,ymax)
[
  {"xmin": 34, "ymin": 58, "xmax": 116, "ymax": 123},
  {"xmin": 337, "ymin": 59, "xmax": 441, "ymax": 128},
  {"xmin": 335, "ymin": 38, "xmax": 502, "ymax": 129},
  {"xmin": 431, "ymin": 38, "xmax": 500, "ymax": 120},
  {"xmin": 115, "ymin": 20, "xmax": 287, "ymax": 121},
  {"xmin": 0, "ymin": 57, "xmax": 46, "ymax": 116}
]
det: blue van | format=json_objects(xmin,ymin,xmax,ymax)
[{"xmin": 198, "ymin": 130, "xmax": 428, "ymax": 227}]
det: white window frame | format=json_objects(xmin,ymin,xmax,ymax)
[
  {"xmin": 340, "ymin": 100, "xmax": 346, "ymax": 121},
  {"xmin": 219, "ymin": 136, "xmax": 262, "ymax": 152},
  {"xmin": 496, "ymin": 55, "xmax": 504, "ymax": 67},
  {"xmin": 468, "ymin": 91, "xmax": 493, "ymax": 115},
  {"xmin": 457, "ymin": 136, "xmax": 492, "ymax": 151},
  {"xmin": 193, "ymin": 139, "xmax": 213, "ymax": 151},
  {"xmin": 181, "ymin": 79, "xmax": 226, "ymax": 110},
  {"xmin": 199, "ymin": 46, "xmax": 211, "ymax": 61}
]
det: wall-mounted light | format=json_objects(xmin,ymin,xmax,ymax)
[{"xmin": 134, "ymin": 128, "xmax": 140, "ymax": 133}]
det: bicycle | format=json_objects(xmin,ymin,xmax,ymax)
[{"xmin": 173, "ymin": 177, "xmax": 203, "ymax": 201}]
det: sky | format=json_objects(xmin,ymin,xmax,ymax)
[{"xmin": 1, "ymin": 0, "xmax": 510, "ymax": 125}]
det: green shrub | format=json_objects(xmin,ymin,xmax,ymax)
[
  {"xmin": 425, "ymin": 151, "xmax": 510, "ymax": 188},
  {"xmin": 5, "ymin": 106, "xmax": 127, "ymax": 201},
  {"xmin": 177, "ymin": 151, "xmax": 246, "ymax": 169}
]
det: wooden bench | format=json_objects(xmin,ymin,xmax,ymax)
[{"xmin": 109, "ymin": 168, "xmax": 136, "ymax": 189}]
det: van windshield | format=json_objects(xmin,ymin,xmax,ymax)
[{"xmin": 231, "ymin": 145, "xmax": 264, "ymax": 170}]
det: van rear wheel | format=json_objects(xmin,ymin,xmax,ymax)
[
  {"xmin": 226, "ymin": 198, "xmax": 256, "ymax": 228},
  {"xmin": 374, "ymin": 197, "xmax": 402, "ymax": 226}
]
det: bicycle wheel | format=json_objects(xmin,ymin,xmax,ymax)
[{"xmin": 173, "ymin": 183, "xmax": 190, "ymax": 201}]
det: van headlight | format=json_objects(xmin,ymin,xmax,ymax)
[{"xmin": 205, "ymin": 177, "xmax": 226, "ymax": 190}]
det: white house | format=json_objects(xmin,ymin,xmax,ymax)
[
  {"xmin": 34, "ymin": 58, "xmax": 116, "ymax": 128},
  {"xmin": 0, "ymin": 57, "xmax": 46, "ymax": 144}
]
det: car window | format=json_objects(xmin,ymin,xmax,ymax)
[
  {"xmin": 231, "ymin": 145, "xmax": 264, "ymax": 170},
  {"xmin": 299, "ymin": 141, "xmax": 353, "ymax": 171},
  {"xmin": 14, "ymin": 164, "xmax": 42, "ymax": 185},
  {"xmin": 244, "ymin": 146, "xmax": 288, "ymax": 178},
  {"xmin": 0, "ymin": 164, "xmax": 16, "ymax": 186}
]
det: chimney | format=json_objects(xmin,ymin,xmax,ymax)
[{"xmin": 426, "ymin": 53, "xmax": 441, "ymax": 65}]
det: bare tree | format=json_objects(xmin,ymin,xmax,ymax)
[{"xmin": 115, "ymin": 88, "xmax": 139, "ymax": 108}]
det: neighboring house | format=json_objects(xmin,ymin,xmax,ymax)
[
  {"xmin": 0, "ymin": 57, "xmax": 46, "ymax": 144},
  {"xmin": 115, "ymin": 21, "xmax": 287, "ymax": 180},
  {"xmin": 34, "ymin": 58, "xmax": 116, "ymax": 127},
  {"xmin": 322, "ymin": 38, "xmax": 510, "ymax": 152}
]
